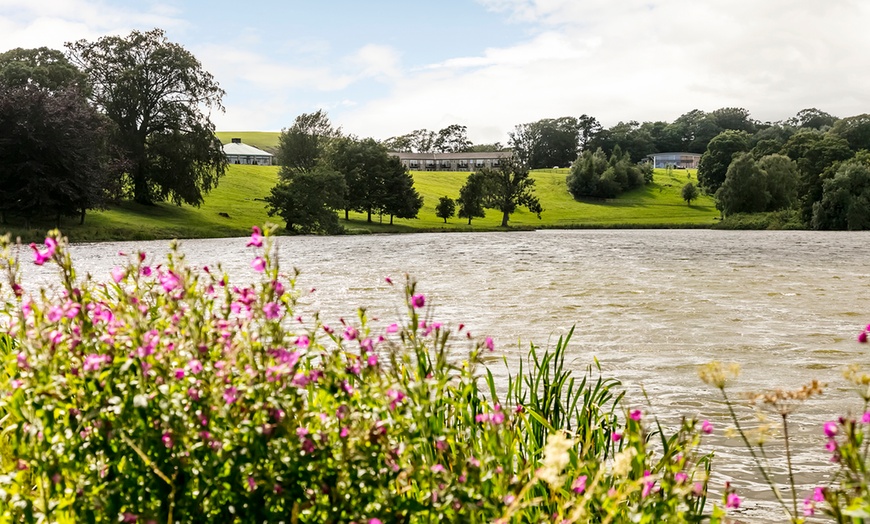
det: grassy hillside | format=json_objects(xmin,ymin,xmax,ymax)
[
  {"xmin": 215, "ymin": 131, "xmax": 281, "ymax": 154},
  {"xmin": 1, "ymin": 166, "xmax": 718, "ymax": 242}
]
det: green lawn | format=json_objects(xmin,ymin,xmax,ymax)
[{"xmin": 1, "ymin": 166, "xmax": 718, "ymax": 242}]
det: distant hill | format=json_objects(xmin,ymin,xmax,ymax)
[{"xmin": 215, "ymin": 132, "xmax": 281, "ymax": 154}]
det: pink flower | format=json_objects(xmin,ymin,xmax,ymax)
[
  {"xmin": 111, "ymin": 266, "xmax": 126, "ymax": 283},
  {"xmin": 701, "ymin": 419, "xmax": 713, "ymax": 434},
  {"xmin": 571, "ymin": 475, "xmax": 587, "ymax": 494},
  {"xmin": 630, "ymin": 409, "xmax": 642, "ymax": 421},
  {"xmin": 47, "ymin": 306, "xmax": 63, "ymax": 323},
  {"xmin": 675, "ymin": 471, "xmax": 688, "ymax": 484},
  {"xmin": 272, "ymin": 280, "xmax": 285, "ymax": 296},
  {"xmin": 385, "ymin": 276, "xmax": 393, "ymax": 285},
  {"xmin": 431, "ymin": 464, "xmax": 445, "ymax": 473},
  {"xmin": 369, "ymin": 520, "xmax": 382, "ymax": 524},
  {"xmin": 813, "ymin": 486, "xmax": 825, "ymax": 502},
  {"xmin": 860, "ymin": 330, "xmax": 868, "ymax": 343},
  {"xmin": 726, "ymin": 492, "xmax": 741, "ymax": 509},
  {"xmin": 386, "ymin": 323, "xmax": 399, "ymax": 334},
  {"xmin": 367, "ymin": 353, "xmax": 378, "ymax": 367},
  {"xmin": 503, "ymin": 494, "xmax": 515, "ymax": 505},
  {"xmin": 247, "ymin": 476, "xmax": 256, "ymax": 491},
  {"xmin": 340, "ymin": 427, "xmax": 349, "ymax": 438},
  {"xmin": 223, "ymin": 386, "xmax": 238, "ymax": 405},
  {"xmin": 83, "ymin": 354, "xmax": 110, "ymax": 372},
  {"xmin": 484, "ymin": 337, "xmax": 494, "ymax": 351},
  {"xmin": 803, "ymin": 497, "xmax": 815, "ymax": 516},
  {"xmin": 159, "ymin": 271, "xmax": 181, "ymax": 293},
  {"xmin": 611, "ymin": 432, "xmax": 622, "ymax": 442},
  {"xmin": 174, "ymin": 369, "xmax": 185, "ymax": 380},
  {"xmin": 122, "ymin": 513, "xmax": 138, "ymax": 523},
  {"xmin": 30, "ymin": 237, "xmax": 57, "ymax": 265},
  {"xmin": 247, "ymin": 226, "xmax": 264, "ymax": 247},
  {"xmin": 263, "ymin": 302, "xmax": 281, "ymax": 319},
  {"xmin": 411, "ymin": 293, "xmax": 425, "ymax": 309},
  {"xmin": 862, "ymin": 411, "xmax": 870, "ymax": 424},
  {"xmin": 188, "ymin": 359, "xmax": 203, "ymax": 374},
  {"xmin": 141, "ymin": 266, "xmax": 152, "ymax": 277},
  {"xmin": 823, "ymin": 421, "xmax": 838, "ymax": 438},
  {"xmin": 251, "ymin": 257, "xmax": 266, "ymax": 272},
  {"xmin": 162, "ymin": 432, "xmax": 173, "ymax": 448},
  {"xmin": 343, "ymin": 326, "xmax": 358, "ymax": 341}
]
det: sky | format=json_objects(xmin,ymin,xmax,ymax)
[{"xmin": 2, "ymin": 0, "xmax": 870, "ymax": 144}]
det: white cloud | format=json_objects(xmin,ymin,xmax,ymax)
[{"xmin": 339, "ymin": 0, "xmax": 870, "ymax": 143}]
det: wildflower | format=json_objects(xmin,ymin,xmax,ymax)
[
  {"xmin": 503, "ymin": 494, "xmax": 515, "ymax": 505},
  {"xmin": 537, "ymin": 431, "xmax": 574, "ymax": 488},
  {"xmin": 484, "ymin": 336, "xmax": 494, "ymax": 351},
  {"xmin": 863, "ymin": 411, "xmax": 870, "ymax": 424},
  {"xmin": 159, "ymin": 271, "xmax": 181, "ymax": 293},
  {"xmin": 675, "ymin": 471, "xmax": 688, "ymax": 484},
  {"xmin": 642, "ymin": 470, "xmax": 656, "ymax": 498},
  {"xmin": 162, "ymin": 432, "xmax": 173, "ymax": 448},
  {"xmin": 16, "ymin": 352, "xmax": 28, "ymax": 370},
  {"xmin": 385, "ymin": 276, "xmax": 392, "ymax": 284},
  {"xmin": 813, "ymin": 486, "xmax": 825, "ymax": 502},
  {"xmin": 701, "ymin": 419, "xmax": 713, "ymax": 434},
  {"xmin": 386, "ymin": 323, "xmax": 399, "ymax": 334},
  {"xmin": 141, "ymin": 266, "xmax": 152, "ymax": 277},
  {"xmin": 247, "ymin": 226, "xmax": 264, "ymax": 247},
  {"xmin": 111, "ymin": 266, "xmax": 126, "ymax": 283},
  {"xmin": 572, "ymin": 475, "xmax": 587, "ymax": 494},
  {"xmin": 726, "ymin": 492, "xmax": 741, "ymax": 509},
  {"xmin": 431, "ymin": 464, "xmax": 445, "ymax": 473},
  {"xmin": 247, "ymin": 476, "xmax": 256, "ymax": 491},
  {"xmin": 340, "ymin": 427, "xmax": 349, "ymax": 438},
  {"xmin": 611, "ymin": 432, "xmax": 622, "ymax": 442},
  {"xmin": 83, "ymin": 354, "xmax": 110, "ymax": 372},
  {"xmin": 343, "ymin": 326, "xmax": 358, "ymax": 341},
  {"xmin": 295, "ymin": 335, "xmax": 310, "ymax": 348},
  {"xmin": 251, "ymin": 257, "xmax": 266, "ymax": 272},
  {"xmin": 122, "ymin": 513, "xmax": 138, "ymax": 523},
  {"xmin": 174, "ymin": 369, "xmax": 185, "ymax": 380},
  {"xmin": 823, "ymin": 421, "xmax": 838, "ymax": 438},
  {"xmin": 272, "ymin": 280, "xmax": 285, "ymax": 296},
  {"xmin": 369, "ymin": 519, "xmax": 382, "ymax": 524},
  {"xmin": 263, "ymin": 302, "xmax": 281, "ymax": 320},
  {"xmin": 630, "ymin": 409, "xmax": 642, "ymax": 421},
  {"xmin": 46, "ymin": 306, "xmax": 63, "ymax": 323},
  {"xmin": 803, "ymin": 497, "xmax": 815, "ymax": 516},
  {"xmin": 860, "ymin": 331, "xmax": 868, "ymax": 343},
  {"xmin": 699, "ymin": 361, "xmax": 740, "ymax": 389},
  {"xmin": 188, "ymin": 359, "xmax": 203, "ymax": 374},
  {"xmin": 825, "ymin": 439, "xmax": 837, "ymax": 452},
  {"xmin": 30, "ymin": 237, "xmax": 57, "ymax": 265},
  {"xmin": 411, "ymin": 293, "xmax": 425, "ymax": 309},
  {"xmin": 223, "ymin": 387, "xmax": 238, "ymax": 405},
  {"xmin": 367, "ymin": 353, "xmax": 378, "ymax": 367}
]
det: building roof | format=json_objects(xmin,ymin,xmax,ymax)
[
  {"xmin": 390, "ymin": 151, "xmax": 512, "ymax": 160},
  {"xmin": 222, "ymin": 142, "xmax": 273, "ymax": 157},
  {"xmin": 647, "ymin": 152, "xmax": 701, "ymax": 157}
]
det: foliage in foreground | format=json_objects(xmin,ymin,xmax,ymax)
[{"xmin": 0, "ymin": 227, "xmax": 719, "ymax": 523}]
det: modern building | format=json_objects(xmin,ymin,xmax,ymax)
[
  {"xmin": 222, "ymin": 138, "xmax": 274, "ymax": 166},
  {"xmin": 646, "ymin": 152, "xmax": 701, "ymax": 169},
  {"xmin": 390, "ymin": 151, "xmax": 512, "ymax": 171}
]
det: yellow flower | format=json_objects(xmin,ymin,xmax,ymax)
[{"xmin": 699, "ymin": 362, "xmax": 740, "ymax": 389}]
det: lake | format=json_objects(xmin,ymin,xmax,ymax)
[{"xmin": 13, "ymin": 229, "xmax": 870, "ymax": 522}]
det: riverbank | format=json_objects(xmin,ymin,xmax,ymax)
[{"xmin": 1, "ymin": 165, "xmax": 721, "ymax": 242}]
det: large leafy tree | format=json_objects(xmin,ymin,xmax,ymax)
[
  {"xmin": 714, "ymin": 153, "xmax": 769, "ymax": 217},
  {"xmin": 478, "ymin": 158, "xmax": 542, "ymax": 227},
  {"xmin": 697, "ymin": 130, "xmax": 750, "ymax": 194},
  {"xmin": 757, "ymin": 154, "xmax": 799, "ymax": 211},
  {"xmin": 277, "ymin": 110, "xmax": 340, "ymax": 176},
  {"xmin": 0, "ymin": 84, "xmax": 112, "ymax": 226},
  {"xmin": 812, "ymin": 156, "xmax": 870, "ymax": 230},
  {"xmin": 510, "ymin": 117, "xmax": 580, "ymax": 169},
  {"xmin": 265, "ymin": 167, "xmax": 346, "ymax": 234},
  {"xmin": 380, "ymin": 157, "xmax": 423, "ymax": 224},
  {"xmin": 457, "ymin": 172, "xmax": 487, "ymax": 225},
  {"xmin": 434, "ymin": 124, "xmax": 472, "ymax": 153},
  {"xmin": 66, "ymin": 28, "xmax": 226, "ymax": 206},
  {"xmin": 0, "ymin": 47, "xmax": 87, "ymax": 91},
  {"xmin": 782, "ymin": 130, "xmax": 853, "ymax": 224}
]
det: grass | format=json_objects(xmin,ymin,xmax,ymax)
[
  {"xmin": 214, "ymin": 131, "xmax": 281, "ymax": 154},
  {"xmin": 0, "ymin": 166, "xmax": 719, "ymax": 242}
]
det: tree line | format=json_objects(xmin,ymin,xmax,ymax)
[
  {"xmin": 266, "ymin": 112, "xmax": 543, "ymax": 232},
  {"xmin": 0, "ymin": 30, "xmax": 226, "ymax": 228}
]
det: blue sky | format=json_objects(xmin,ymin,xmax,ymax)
[{"xmin": 2, "ymin": 0, "xmax": 870, "ymax": 143}]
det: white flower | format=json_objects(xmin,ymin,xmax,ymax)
[
  {"xmin": 537, "ymin": 431, "xmax": 574, "ymax": 488},
  {"xmin": 133, "ymin": 394, "xmax": 148, "ymax": 407}
]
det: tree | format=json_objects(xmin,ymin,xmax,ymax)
[
  {"xmin": 510, "ymin": 117, "xmax": 580, "ymax": 168},
  {"xmin": 577, "ymin": 114, "xmax": 602, "ymax": 152},
  {"xmin": 788, "ymin": 108, "xmax": 837, "ymax": 130},
  {"xmin": 380, "ymin": 157, "xmax": 423, "ymax": 224},
  {"xmin": 566, "ymin": 147, "xmax": 645, "ymax": 200},
  {"xmin": 681, "ymin": 183, "xmax": 699, "ymax": 206},
  {"xmin": 710, "ymin": 107, "xmax": 756, "ymax": 134},
  {"xmin": 714, "ymin": 153, "xmax": 769, "ymax": 217},
  {"xmin": 478, "ymin": 159, "xmax": 542, "ymax": 227},
  {"xmin": 0, "ymin": 84, "xmax": 112, "ymax": 227},
  {"xmin": 265, "ymin": 167, "xmax": 346, "ymax": 234},
  {"xmin": 831, "ymin": 114, "xmax": 870, "ymax": 152},
  {"xmin": 757, "ymin": 154, "xmax": 799, "ymax": 211},
  {"xmin": 67, "ymin": 28, "xmax": 226, "ymax": 206},
  {"xmin": 277, "ymin": 110, "xmax": 340, "ymax": 176},
  {"xmin": 782, "ymin": 130, "xmax": 853, "ymax": 224},
  {"xmin": 697, "ymin": 130, "xmax": 750, "ymax": 194},
  {"xmin": 457, "ymin": 172, "xmax": 487, "ymax": 225},
  {"xmin": 434, "ymin": 124, "xmax": 472, "ymax": 153},
  {"xmin": 435, "ymin": 197, "xmax": 456, "ymax": 223},
  {"xmin": 812, "ymin": 156, "xmax": 870, "ymax": 230},
  {"xmin": 0, "ymin": 47, "xmax": 87, "ymax": 91},
  {"xmin": 669, "ymin": 109, "xmax": 723, "ymax": 153}
]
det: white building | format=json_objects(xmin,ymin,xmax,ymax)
[
  {"xmin": 390, "ymin": 151, "xmax": 512, "ymax": 171},
  {"xmin": 222, "ymin": 138, "xmax": 274, "ymax": 166}
]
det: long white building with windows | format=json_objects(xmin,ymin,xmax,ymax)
[
  {"xmin": 222, "ymin": 138, "xmax": 274, "ymax": 166},
  {"xmin": 390, "ymin": 151, "xmax": 512, "ymax": 171}
]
